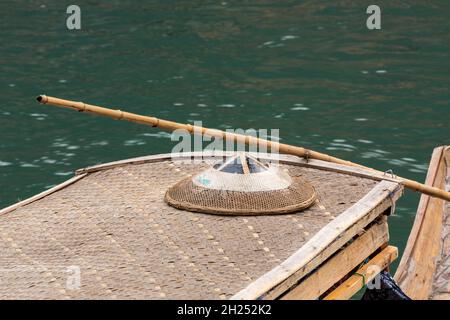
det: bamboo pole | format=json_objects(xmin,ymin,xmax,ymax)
[{"xmin": 36, "ymin": 95, "xmax": 450, "ymax": 202}]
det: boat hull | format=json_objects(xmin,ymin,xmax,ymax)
[{"xmin": 395, "ymin": 146, "xmax": 450, "ymax": 299}]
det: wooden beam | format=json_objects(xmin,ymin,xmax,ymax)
[
  {"xmin": 232, "ymin": 181, "xmax": 402, "ymax": 300},
  {"xmin": 281, "ymin": 219, "xmax": 388, "ymax": 300},
  {"xmin": 324, "ymin": 246, "xmax": 398, "ymax": 300}
]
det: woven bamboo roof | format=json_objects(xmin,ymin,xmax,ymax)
[{"xmin": 0, "ymin": 152, "xmax": 398, "ymax": 299}]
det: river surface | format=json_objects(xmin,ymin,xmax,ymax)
[{"xmin": 1, "ymin": 1, "xmax": 449, "ymax": 274}]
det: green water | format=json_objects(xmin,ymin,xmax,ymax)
[{"xmin": 1, "ymin": 1, "xmax": 449, "ymax": 272}]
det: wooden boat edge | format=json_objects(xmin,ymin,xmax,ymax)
[
  {"xmin": 232, "ymin": 180, "xmax": 402, "ymax": 300},
  {"xmin": 394, "ymin": 145, "xmax": 449, "ymax": 299},
  {"xmin": 0, "ymin": 173, "xmax": 88, "ymax": 216}
]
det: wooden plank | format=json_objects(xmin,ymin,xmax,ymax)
[
  {"xmin": 394, "ymin": 146, "xmax": 448, "ymax": 299},
  {"xmin": 231, "ymin": 180, "xmax": 402, "ymax": 300},
  {"xmin": 281, "ymin": 219, "xmax": 389, "ymax": 300},
  {"xmin": 324, "ymin": 246, "xmax": 398, "ymax": 300},
  {"xmin": 0, "ymin": 174, "xmax": 88, "ymax": 216},
  {"xmin": 260, "ymin": 182, "xmax": 401, "ymax": 299},
  {"xmin": 395, "ymin": 147, "xmax": 444, "ymax": 280}
]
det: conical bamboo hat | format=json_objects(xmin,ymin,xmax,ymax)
[{"xmin": 165, "ymin": 153, "xmax": 316, "ymax": 215}]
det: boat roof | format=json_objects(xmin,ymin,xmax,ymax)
[{"xmin": 0, "ymin": 152, "xmax": 403, "ymax": 299}]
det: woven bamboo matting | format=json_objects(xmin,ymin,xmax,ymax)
[{"xmin": 0, "ymin": 158, "xmax": 377, "ymax": 299}]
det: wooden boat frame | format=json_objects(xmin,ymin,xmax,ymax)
[{"xmin": 0, "ymin": 151, "xmax": 404, "ymax": 299}]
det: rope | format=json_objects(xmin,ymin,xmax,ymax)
[
  {"xmin": 383, "ymin": 169, "xmax": 396, "ymax": 179},
  {"xmin": 304, "ymin": 151, "xmax": 310, "ymax": 163},
  {"xmin": 78, "ymin": 102, "xmax": 87, "ymax": 112},
  {"xmin": 387, "ymin": 184, "xmax": 403, "ymax": 216}
]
